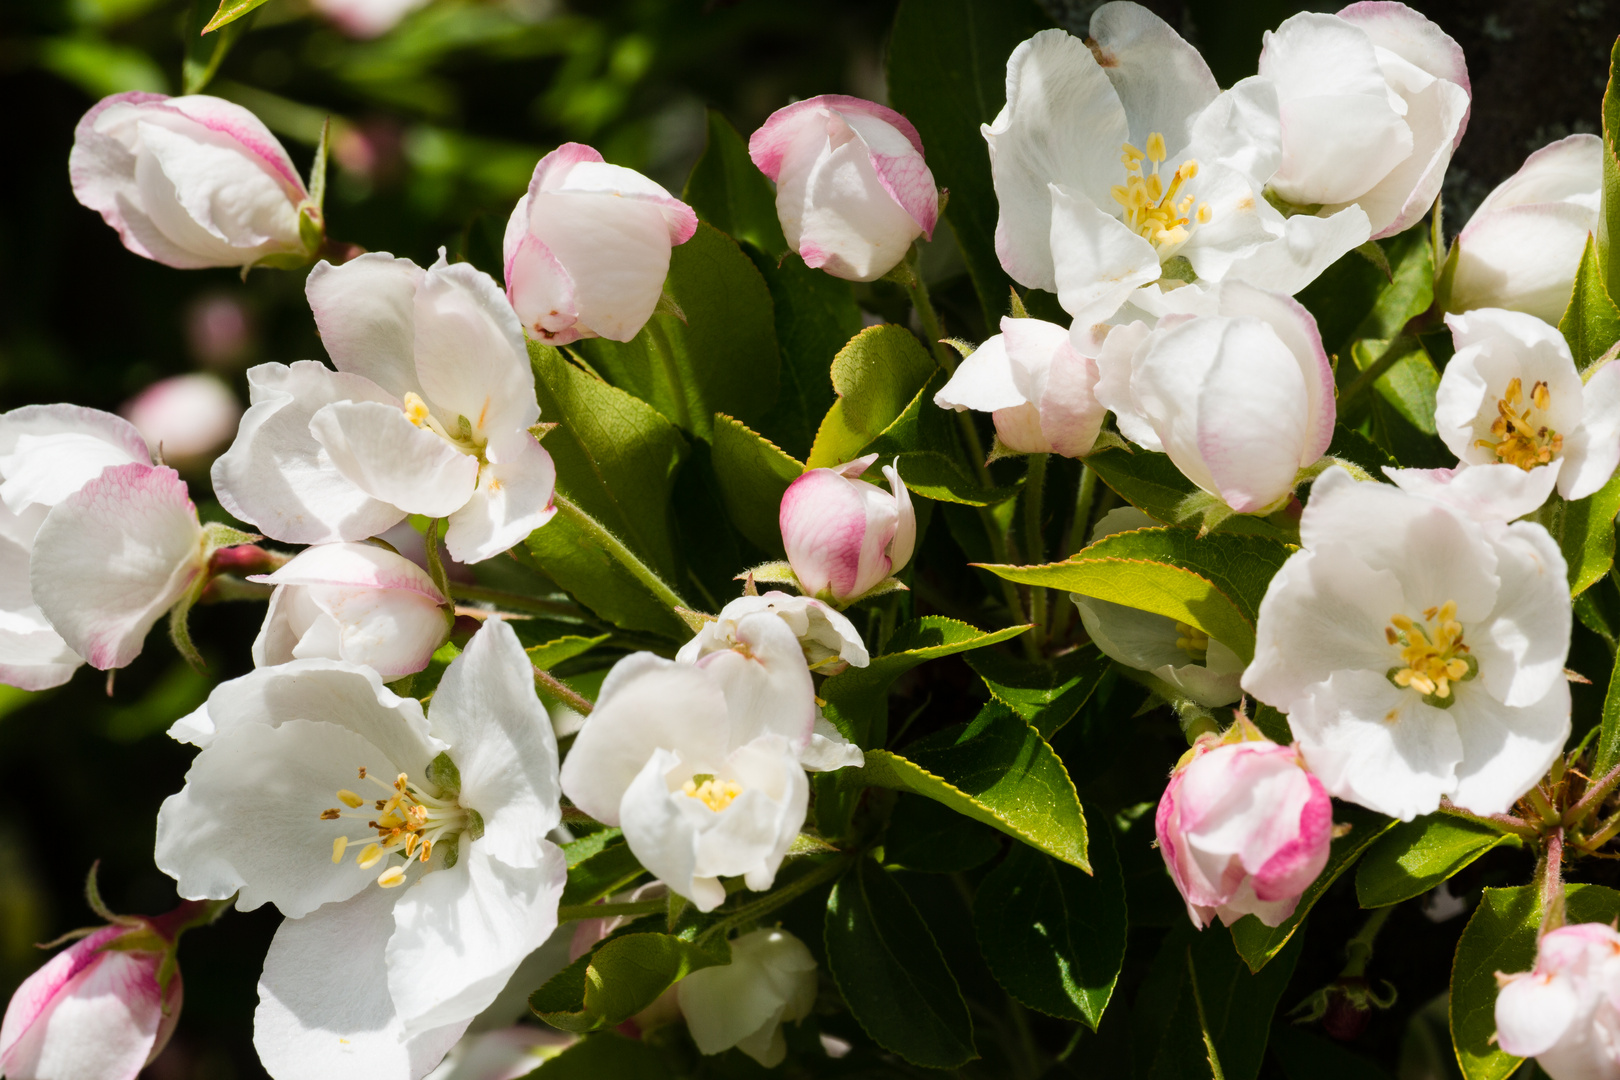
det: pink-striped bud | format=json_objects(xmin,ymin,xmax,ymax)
[
  {"xmin": 1496, "ymin": 922, "xmax": 1620, "ymax": 1080},
  {"xmin": 779, "ymin": 455, "xmax": 914, "ymax": 604}
]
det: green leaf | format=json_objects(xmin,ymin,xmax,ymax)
[
  {"xmin": 1270, "ymin": 1024, "xmax": 1395, "ymax": 1080},
  {"xmin": 1350, "ymin": 228, "xmax": 1436, "ymax": 343},
  {"xmin": 1451, "ymin": 884, "xmax": 1620, "ymax": 1080},
  {"xmin": 1595, "ymin": 643, "xmax": 1620, "ymax": 779},
  {"xmin": 1600, "ymin": 38, "xmax": 1620, "ymax": 302},
  {"xmin": 745, "ymin": 252, "xmax": 860, "ymax": 461},
  {"xmin": 966, "ymin": 644, "xmax": 1111, "ymax": 738},
  {"xmin": 884, "ymin": 794, "xmax": 1001, "ymax": 873},
  {"xmin": 1133, "ymin": 922, "xmax": 1303, "ymax": 1080},
  {"xmin": 1561, "ymin": 233, "xmax": 1620, "ymax": 369},
  {"xmin": 1324, "ymin": 423, "xmax": 1397, "ymax": 476},
  {"xmin": 185, "ymin": 0, "xmax": 249, "ymax": 92},
  {"xmin": 866, "ymin": 371, "xmax": 1021, "ymax": 506},
  {"xmin": 973, "ymin": 823, "xmax": 1126, "ymax": 1028},
  {"xmin": 562, "ymin": 828, "xmax": 623, "ymax": 866},
  {"xmin": 1082, "ymin": 448, "xmax": 1297, "ymax": 541},
  {"xmin": 527, "ymin": 634, "xmax": 610, "ymax": 671},
  {"xmin": 527, "ymin": 344, "xmax": 689, "ymax": 638},
  {"xmin": 682, "ymin": 109, "xmax": 787, "ymax": 259},
  {"xmin": 825, "ymin": 857, "xmax": 977, "ymax": 1069},
  {"xmin": 1228, "ymin": 802, "xmax": 1394, "ymax": 973},
  {"xmin": 530, "ymin": 931, "xmax": 726, "ymax": 1033},
  {"xmin": 1544, "ymin": 470, "xmax": 1620, "ymax": 596},
  {"xmin": 522, "ymin": 1031, "xmax": 671, "ymax": 1079},
  {"xmin": 201, "ymin": 0, "xmax": 269, "ymax": 33},
  {"xmin": 819, "ymin": 615, "xmax": 1030, "ymax": 748},
  {"xmin": 887, "ymin": 0, "xmax": 1052, "ymax": 323},
  {"xmin": 1348, "ymin": 336, "xmax": 1445, "ymax": 467},
  {"xmin": 806, "ymin": 324, "xmax": 935, "ymax": 469},
  {"xmin": 1355, "ymin": 814, "xmax": 1522, "ymax": 909},
  {"xmin": 980, "ymin": 526, "xmax": 1294, "ymax": 665},
  {"xmin": 710, "ymin": 413, "xmax": 801, "ymax": 555},
  {"xmin": 575, "ymin": 223, "xmax": 779, "ymax": 442},
  {"xmin": 559, "ymin": 839, "xmax": 645, "ymax": 907},
  {"xmin": 853, "ymin": 701, "xmax": 1089, "ymax": 871},
  {"xmin": 38, "ymin": 35, "xmax": 167, "ymax": 97}
]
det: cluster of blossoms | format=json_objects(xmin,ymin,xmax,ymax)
[{"xmin": 7, "ymin": 0, "xmax": 1619, "ymax": 1077}]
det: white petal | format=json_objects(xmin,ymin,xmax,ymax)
[
  {"xmin": 306, "ymin": 254, "xmax": 426, "ymax": 401},
  {"xmin": 30, "ymin": 464, "xmax": 202, "ymax": 671},
  {"xmin": 1449, "ymin": 203, "xmax": 1597, "ymax": 324},
  {"xmin": 1384, "ymin": 462, "xmax": 1560, "ymax": 523},
  {"xmin": 212, "ymin": 362, "xmax": 406, "ymax": 545},
  {"xmin": 443, "ymin": 433, "xmax": 556, "ymax": 564},
  {"xmin": 1339, "ymin": 65, "xmax": 1469, "ymax": 238},
  {"xmin": 933, "ymin": 334, "xmax": 1025, "ymax": 414},
  {"xmin": 1174, "ymin": 164, "xmax": 1281, "ymax": 283},
  {"xmin": 1089, "ymin": 1, "xmax": 1218, "ymax": 153},
  {"xmin": 1473, "ymin": 520, "xmax": 1571, "ymax": 709},
  {"xmin": 694, "ymin": 610, "xmax": 819, "ymax": 750},
  {"xmin": 1493, "ymin": 972, "xmax": 1580, "ymax": 1060},
  {"xmin": 0, "ymin": 404, "xmax": 149, "ymax": 514},
  {"xmin": 676, "ymin": 928, "xmax": 817, "ymax": 1061},
  {"xmin": 1185, "ymin": 76, "xmax": 1281, "ymax": 181},
  {"xmin": 413, "ymin": 257, "xmax": 538, "ymax": 440},
  {"xmin": 1448, "ymin": 679, "xmax": 1569, "ymax": 816},
  {"xmin": 1562, "ymin": 360, "xmax": 1620, "ymax": 500},
  {"xmin": 311, "ymin": 586, "xmax": 448, "ymax": 679},
  {"xmin": 1090, "ymin": 319, "xmax": 1160, "ymax": 451},
  {"xmin": 1048, "ymin": 184, "xmax": 1161, "ymax": 325},
  {"xmin": 0, "ymin": 942, "xmax": 166, "ymax": 1080},
  {"xmin": 387, "ymin": 842, "xmax": 566, "ymax": 1033},
  {"xmin": 1211, "ymin": 281, "xmax": 1336, "ymax": 464},
  {"xmin": 255, "ymin": 886, "xmax": 469, "ymax": 1080},
  {"xmin": 428, "ymin": 619, "xmax": 561, "ymax": 868},
  {"xmin": 309, "ymin": 401, "xmax": 479, "ymax": 518},
  {"xmin": 254, "ymin": 541, "xmax": 445, "ymax": 599},
  {"xmin": 1075, "ymin": 596, "xmax": 1188, "ymax": 673},
  {"xmin": 1221, "ymin": 206, "xmax": 1371, "ymax": 297},
  {"xmin": 800, "ymin": 717, "xmax": 865, "ymax": 772},
  {"xmin": 526, "ymin": 191, "xmax": 676, "ymax": 342}
]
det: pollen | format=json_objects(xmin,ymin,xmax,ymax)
[
  {"xmin": 683, "ymin": 775, "xmax": 744, "ymax": 813},
  {"xmin": 318, "ymin": 767, "xmax": 471, "ymax": 889},
  {"xmin": 1173, "ymin": 621, "xmax": 1209, "ymax": 661},
  {"xmin": 337, "ymin": 789, "xmax": 364, "ymax": 808},
  {"xmin": 1475, "ymin": 377, "xmax": 1562, "ymax": 471},
  {"xmin": 1386, "ymin": 600, "xmax": 1477, "ymax": 704},
  {"xmin": 403, "ymin": 391, "xmax": 432, "ymax": 428},
  {"xmin": 1112, "ymin": 131, "xmax": 1208, "ymax": 253}
]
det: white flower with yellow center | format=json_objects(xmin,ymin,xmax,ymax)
[
  {"xmin": 983, "ymin": 3, "xmax": 1372, "ymax": 327},
  {"xmin": 561, "ymin": 611, "xmax": 821, "ymax": 911},
  {"xmin": 1242, "ymin": 467, "xmax": 1572, "ymax": 821},
  {"xmin": 154, "ymin": 619, "xmax": 565, "ymax": 1080}
]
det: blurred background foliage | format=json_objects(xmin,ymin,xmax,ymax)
[{"xmin": 0, "ymin": 0, "xmax": 1618, "ymax": 1075}]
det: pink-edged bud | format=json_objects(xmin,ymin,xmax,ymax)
[
  {"xmin": 749, "ymin": 95, "xmax": 938, "ymax": 282},
  {"xmin": 309, "ymin": 0, "xmax": 429, "ymax": 38},
  {"xmin": 503, "ymin": 143, "xmax": 697, "ymax": 346},
  {"xmin": 247, "ymin": 541, "xmax": 451, "ymax": 680},
  {"xmin": 779, "ymin": 454, "xmax": 914, "ymax": 604},
  {"xmin": 1495, "ymin": 922, "xmax": 1620, "ymax": 1079},
  {"xmin": 120, "ymin": 374, "xmax": 243, "ymax": 472},
  {"xmin": 70, "ymin": 94, "xmax": 318, "ymax": 270},
  {"xmin": 0, "ymin": 923, "xmax": 182, "ymax": 1080},
  {"xmin": 1155, "ymin": 733, "xmax": 1332, "ymax": 929}
]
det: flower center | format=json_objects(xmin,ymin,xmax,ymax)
[
  {"xmin": 682, "ymin": 773, "xmax": 743, "ymax": 813},
  {"xmin": 402, "ymin": 391, "xmax": 487, "ymax": 459},
  {"xmin": 1475, "ymin": 377, "xmax": 1562, "ymax": 471},
  {"xmin": 1174, "ymin": 621, "xmax": 1209, "ymax": 662},
  {"xmin": 1111, "ymin": 132, "xmax": 1210, "ymax": 253},
  {"xmin": 321, "ymin": 766, "xmax": 470, "ymax": 888},
  {"xmin": 1385, "ymin": 600, "xmax": 1477, "ymax": 707}
]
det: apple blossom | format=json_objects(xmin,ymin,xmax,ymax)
[
  {"xmin": 1155, "ymin": 729, "xmax": 1332, "ymax": 928},
  {"xmin": 212, "ymin": 251, "xmax": 557, "ymax": 563},
  {"xmin": 933, "ymin": 316, "xmax": 1107, "ymax": 458},
  {"xmin": 69, "ymin": 93, "xmax": 319, "ymax": 270},
  {"xmin": 678, "ymin": 591, "xmax": 869, "ymax": 673},
  {"xmin": 154, "ymin": 619, "xmax": 566, "ymax": 1080},
  {"xmin": 1095, "ymin": 280, "xmax": 1335, "ymax": 515},
  {"xmin": 677, "ymin": 927, "xmax": 818, "ymax": 1067},
  {"xmin": 120, "ymin": 373, "xmax": 243, "ymax": 471},
  {"xmin": 248, "ymin": 542, "xmax": 451, "ymax": 680},
  {"xmin": 503, "ymin": 144, "xmax": 697, "ymax": 346},
  {"xmin": 560, "ymin": 612, "xmax": 820, "ymax": 911},
  {"xmin": 984, "ymin": 7, "xmax": 1370, "ymax": 326},
  {"xmin": 1259, "ymin": 3, "xmax": 1470, "ymax": 239},
  {"xmin": 1243, "ymin": 467, "xmax": 1572, "ymax": 820},
  {"xmin": 1446, "ymin": 135, "xmax": 1602, "ymax": 323},
  {"xmin": 1426, "ymin": 308, "xmax": 1620, "ymax": 516},
  {"xmin": 310, "ymin": 0, "xmax": 431, "ymax": 38},
  {"xmin": 423, "ymin": 1027, "xmax": 574, "ymax": 1080},
  {"xmin": 1073, "ymin": 508, "xmax": 1245, "ymax": 706},
  {"xmin": 779, "ymin": 454, "xmax": 914, "ymax": 605},
  {"xmin": 1495, "ymin": 922, "xmax": 1620, "ymax": 1080},
  {"xmin": 749, "ymin": 95, "xmax": 937, "ymax": 282}
]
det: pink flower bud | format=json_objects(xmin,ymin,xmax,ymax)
[
  {"xmin": 503, "ymin": 144, "xmax": 697, "ymax": 346},
  {"xmin": 779, "ymin": 455, "xmax": 914, "ymax": 604},
  {"xmin": 309, "ymin": 0, "xmax": 429, "ymax": 38},
  {"xmin": 70, "ymin": 94, "xmax": 316, "ymax": 270},
  {"xmin": 0, "ymin": 924, "xmax": 181, "ymax": 1080},
  {"xmin": 1496, "ymin": 922, "xmax": 1620, "ymax": 1079},
  {"xmin": 749, "ymin": 95, "xmax": 938, "ymax": 282},
  {"xmin": 120, "ymin": 374, "xmax": 243, "ymax": 472},
  {"xmin": 1155, "ymin": 737, "xmax": 1332, "ymax": 929}
]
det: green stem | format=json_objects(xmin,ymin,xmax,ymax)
[
  {"xmin": 1023, "ymin": 454, "xmax": 1049, "ymax": 645},
  {"xmin": 557, "ymin": 898, "xmax": 667, "ymax": 923},
  {"xmin": 1538, "ymin": 827, "xmax": 1566, "ymax": 937},
  {"xmin": 1064, "ymin": 464, "xmax": 1098, "ymax": 558},
  {"xmin": 904, "ymin": 270, "xmax": 958, "ymax": 373},
  {"xmin": 552, "ymin": 495, "xmax": 690, "ymax": 621},
  {"xmin": 1566, "ymin": 762, "xmax": 1620, "ymax": 828},
  {"xmin": 698, "ymin": 854, "xmax": 853, "ymax": 946},
  {"xmin": 1340, "ymin": 905, "xmax": 1393, "ymax": 978},
  {"xmin": 449, "ymin": 583, "xmax": 596, "ymax": 622},
  {"xmin": 534, "ymin": 666, "xmax": 592, "ymax": 715}
]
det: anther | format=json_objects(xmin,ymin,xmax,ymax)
[
  {"xmin": 357, "ymin": 844, "xmax": 383, "ymax": 869},
  {"xmin": 332, "ymin": 837, "xmax": 348, "ymax": 863},
  {"xmin": 337, "ymin": 789, "xmax": 364, "ymax": 809},
  {"xmin": 377, "ymin": 867, "xmax": 406, "ymax": 888},
  {"xmin": 320, "ymin": 808, "xmax": 342, "ymax": 820}
]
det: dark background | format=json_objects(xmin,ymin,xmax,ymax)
[{"xmin": 0, "ymin": 0, "xmax": 1616, "ymax": 1075}]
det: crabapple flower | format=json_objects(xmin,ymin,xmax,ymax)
[
  {"xmin": 310, "ymin": 0, "xmax": 430, "ymax": 38},
  {"xmin": 1155, "ymin": 729, "xmax": 1332, "ymax": 928},
  {"xmin": 248, "ymin": 542, "xmax": 451, "ymax": 680},
  {"xmin": 503, "ymin": 144, "xmax": 697, "ymax": 345},
  {"xmin": 984, "ymin": 7, "xmax": 1370, "ymax": 326},
  {"xmin": 1073, "ymin": 509, "xmax": 1245, "ymax": 706},
  {"xmin": 1427, "ymin": 308, "xmax": 1620, "ymax": 515},
  {"xmin": 1243, "ymin": 467, "xmax": 1572, "ymax": 820},
  {"xmin": 1095, "ymin": 281, "xmax": 1335, "ymax": 515},
  {"xmin": 120, "ymin": 373, "xmax": 242, "ymax": 471},
  {"xmin": 749, "ymin": 95, "xmax": 938, "ymax": 282},
  {"xmin": 1260, "ymin": 4, "xmax": 1470, "ymax": 239},
  {"xmin": 0, "ymin": 922, "xmax": 181, "ymax": 1080},
  {"xmin": 213, "ymin": 251, "xmax": 557, "ymax": 563},
  {"xmin": 70, "ymin": 93, "xmax": 319, "ymax": 270},
  {"xmin": 423, "ymin": 1027, "xmax": 575, "ymax": 1080},
  {"xmin": 154, "ymin": 619, "xmax": 565, "ymax": 1080},
  {"xmin": 934, "ymin": 316, "xmax": 1107, "ymax": 457},
  {"xmin": 1494, "ymin": 922, "xmax": 1620, "ymax": 1080},
  {"xmin": 779, "ymin": 455, "xmax": 914, "ymax": 605},
  {"xmin": 677, "ymin": 928, "xmax": 818, "ymax": 1067},
  {"xmin": 560, "ymin": 612, "xmax": 819, "ymax": 911},
  {"xmin": 1447, "ymin": 135, "xmax": 1602, "ymax": 323}
]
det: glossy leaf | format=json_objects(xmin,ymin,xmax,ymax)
[
  {"xmin": 1355, "ymin": 814, "xmax": 1522, "ymax": 909},
  {"xmin": 825, "ymin": 857, "xmax": 977, "ymax": 1069},
  {"xmin": 1560, "ymin": 233, "xmax": 1620, "ymax": 369},
  {"xmin": 1081, "ymin": 447, "xmax": 1297, "ymax": 541},
  {"xmin": 559, "ymin": 838, "xmax": 645, "ymax": 907},
  {"xmin": 854, "ymin": 701, "xmax": 1089, "ymax": 871},
  {"xmin": 710, "ymin": 413, "xmax": 801, "ymax": 555},
  {"xmin": 973, "ymin": 823, "xmax": 1127, "ymax": 1028},
  {"xmin": 806, "ymin": 324, "xmax": 935, "ymax": 469},
  {"xmin": 966, "ymin": 644, "xmax": 1111, "ymax": 738},
  {"xmin": 884, "ymin": 793, "xmax": 1001, "ymax": 873},
  {"xmin": 527, "ymin": 634, "xmax": 610, "ymax": 671},
  {"xmin": 682, "ymin": 109, "xmax": 787, "ymax": 259},
  {"xmin": 1599, "ymin": 37, "xmax": 1620, "ymax": 301},
  {"xmin": 746, "ymin": 252, "xmax": 860, "ymax": 460},
  {"xmin": 531, "ymin": 931, "xmax": 727, "ymax": 1033},
  {"xmin": 1543, "ymin": 470, "xmax": 1620, "ymax": 596},
  {"xmin": 1598, "ymin": 646, "xmax": 1620, "ymax": 777},
  {"xmin": 201, "ymin": 0, "xmax": 269, "ymax": 33},
  {"xmin": 866, "ymin": 371, "xmax": 1021, "ymax": 506}
]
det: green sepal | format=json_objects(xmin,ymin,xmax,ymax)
[{"xmin": 426, "ymin": 751, "xmax": 461, "ymax": 799}]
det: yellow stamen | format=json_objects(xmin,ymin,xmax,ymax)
[
  {"xmin": 1387, "ymin": 600, "xmax": 1475, "ymax": 703},
  {"xmin": 337, "ymin": 789, "xmax": 364, "ymax": 809},
  {"xmin": 402, "ymin": 392, "xmax": 432, "ymax": 428},
  {"xmin": 682, "ymin": 776, "xmax": 744, "ymax": 813},
  {"xmin": 1173, "ymin": 621, "xmax": 1210, "ymax": 661},
  {"xmin": 377, "ymin": 867, "xmax": 407, "ymax": 888},
  {"xmin": 357, "ymin": 844, "xmax": 384, "ymax": 869},
  {"xmin": 1145, "ymin": 132, "xmax": 1166, "ymax": 163},
  {"xmin": 1475, "ymin": 376, "xmax": 1563, "ymax": 471},
  {"xmin": 332, "ymin": 836, "xmax": 348, "ymax": 864},
  {"xmin": 1112, "ymin": 132, "xmax": 1209, "ymax": 253},
  {"xmin": 322, "ymin": 768, "xmax": 471, "ymax": 888}
]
